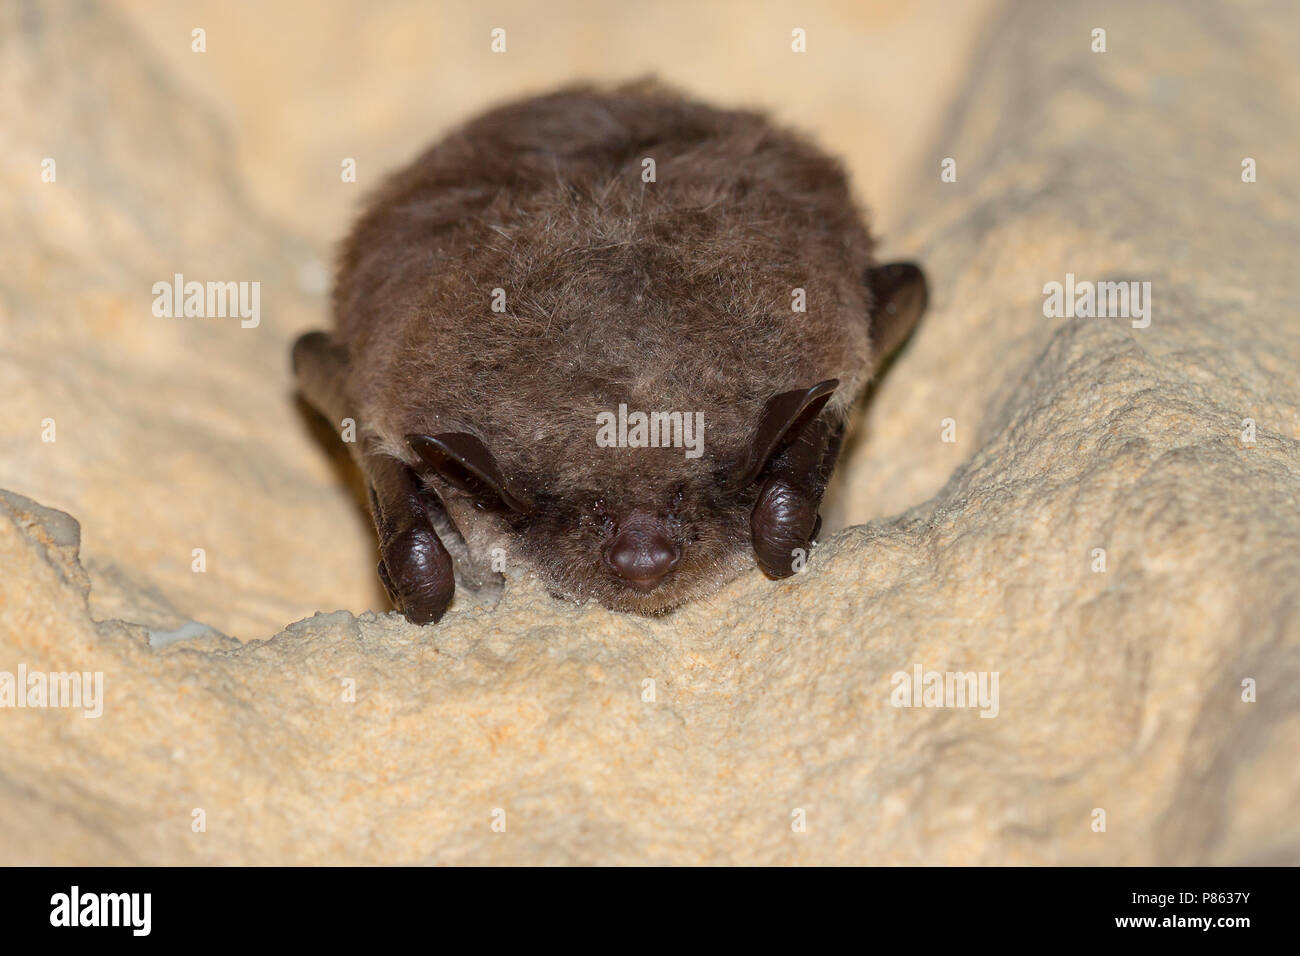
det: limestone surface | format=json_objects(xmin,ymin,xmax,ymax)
[{"xmin": 1, "ymin": 0, "xmax": 1297, "ymax": 864}]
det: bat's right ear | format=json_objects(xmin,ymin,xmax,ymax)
[
  {"xmin": 866, "ymin": 262, "xmax": 928, "ymax": 367},
  {"xmin": 406, "ymin": 432, "xmax": 534, "ymax": 515}
]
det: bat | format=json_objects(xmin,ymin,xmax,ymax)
[{"xmin": 294, "ymin": 81, "xmax": 927, "ymax": 624}]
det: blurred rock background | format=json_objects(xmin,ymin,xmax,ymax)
[
  {"xmin": 114, "ymin": 0, "xmax": 994, "ymax": 245},
  {"xmin": 2, "ymin": 0, "xmax": 1298, "ymax": 865}
]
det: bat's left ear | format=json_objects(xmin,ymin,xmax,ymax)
[
  {"xmin": 733, "ymin": 379, "xmax": 838, "ymax": 489},
  {"xmin": 866, "ymin": 262, "xmax": 928, "ymax": 367}
]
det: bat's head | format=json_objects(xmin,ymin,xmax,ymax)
[{"xmin": 401, "ymin": 261, "xmax": 927, "ymax": 616}]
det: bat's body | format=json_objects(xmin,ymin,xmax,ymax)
[{"xmin": 294, "ymin": 82, "xmax": 927, "ymax": 624}]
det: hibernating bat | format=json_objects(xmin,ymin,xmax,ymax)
[{"xmin": 294, "ymin": 81, "xmax": 927, "ymax": 625}]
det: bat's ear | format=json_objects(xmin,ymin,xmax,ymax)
[
  {"xmin": 406, "ymin": 432, "xmax": 533, "ymax": 514},
  {"xmin": 734, "ymin": 379, "xmax": 838, "ymax": 488},
  {"xmin": 866, "ymin": 262, "xmax": 928, "ymax": 366}
]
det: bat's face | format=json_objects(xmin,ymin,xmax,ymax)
[
  {"xmin": 405, "ymin": 380, "xmax": 843, "ymax": 615},
  {"xmin": 393, "ymin": 262, "xmax": 930, "ymax": 620},
  {"xmin": 502, "ymin": 475, "xmax": 757, "ymax": 616}
]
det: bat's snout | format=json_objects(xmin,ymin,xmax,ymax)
[{"xmin": 602, "ymin": 516, "xmax": 680, "ymax": 591}]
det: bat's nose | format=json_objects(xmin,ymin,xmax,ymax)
[{"xmin": 604, "ymin": 521, "xmax": 680, "ymax": 590}]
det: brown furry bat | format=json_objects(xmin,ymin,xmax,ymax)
[{"xmin": 294, "ymin": 81, "xmax": 927, "ymax": 624}]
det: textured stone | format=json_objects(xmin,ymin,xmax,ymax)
[{"xmin": 1, "ymin": 0, "xmax": 1297, "ymax": 864}]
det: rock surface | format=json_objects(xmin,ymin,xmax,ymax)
[{"xmin": 1, "ymin": 0, "xmax": 1298, "ymax": 864}]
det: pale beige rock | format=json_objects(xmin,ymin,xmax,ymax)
[{"xmin": 1, "ymin": 0, "xmax": 1297, "ymax": 864}]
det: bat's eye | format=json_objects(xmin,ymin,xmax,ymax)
[{"xmin": 590, "ymin": 498, "xmax": 614, "ymax": 535}]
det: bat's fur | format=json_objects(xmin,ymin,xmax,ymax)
[{"xmin": 320, "ymin": 80, "xmax": 910, "ymax": 616}]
